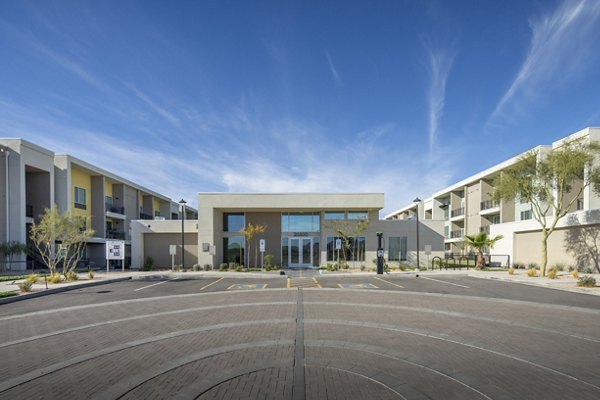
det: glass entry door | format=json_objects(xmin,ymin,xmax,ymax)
[{"xmin": 289, "ymin": 237, "xmax": 312, "ymax": 268}]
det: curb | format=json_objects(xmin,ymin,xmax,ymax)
[{"xmin": 0, "ymin": 277, "xmax": 132, "ymax": 305}]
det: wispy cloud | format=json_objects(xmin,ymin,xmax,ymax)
[
  {"xmin": 126, "ymin": 85, "xmax": 181, "ymax": 127},
  {"xmin": 425, "ymin": 45, "xmax": 456, "ymax": 154},
  {"xmin": 325, "ymin": 50, "xmax": 341, "ymax": 84},
  {"xmin": 491, "ymin": 0, "xmax": 600, "ymax": 122}
]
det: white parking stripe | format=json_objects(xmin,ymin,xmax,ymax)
[
  {"xmin": 134, "ymin": 277, "xmax": 178, "ymax": 291},
  {"xmin": 420, "ymin": 276, "xmax": 470, "ymax": 288}
]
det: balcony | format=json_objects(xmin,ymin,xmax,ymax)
[
  {"xmin": 479, "ymin": 200, "xmax": 500, "ymax": 216},
  {"xmin": 105, "ymin": 203, "xmax": 125, "ymax": 214},
  {"xmin": 450, "ymin": 207, "xmax": 464, "ymax": 221},
  {"xmin": 106, "ymin": 230, "xmax": 125, "ymax": 240},
  {"xmin": 480, "ymin": 200, "xmax": 499, "ymax": 211},
  {"xmin": 480, "ymin": 226, "xmax": 490, "ymax": 234},
  {"xmin": 450, "ymin": 229, "xmax": 464, "ymax": 239},
  {"xmin": 139, "ymin": 212, "xmax": 153, "ymax": 219},
  {"xmin": 26, "ymin": 204, "xmax": 33, "ymax": 218}
]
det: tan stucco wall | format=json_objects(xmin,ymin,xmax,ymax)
[
  {"xmin": 143, "ymin": 232, "xmax": 198, "ymax": 269},
  {"xmin": 513, "ymin": 226, "xmax": 600, "ymax": 267}
]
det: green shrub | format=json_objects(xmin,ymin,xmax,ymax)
[
  {"xmin": 584, "ymin": 267, "xmax": 593, "ymax": 274},
  {"xmin": 18, "ymin": 280, "xmax": 33, "ymax": 292},
  {"xmin": 0, "ymin": 292, "xmax": 17, "ymax": 298},
  {"xmin": 360, "ymin": 265, "xmax": 366, "ymax": 271},
  {"xmin": 25, "ymin": 274, "xmax": 39, "ymax": 284},
  {"xmin": 235, "ymin": 265, "xmax": 243, "ymax": 272},
  {"xmin": 228, "ymin": 262, "xmax": 238, "ymax": 270},
  {"xmin": 553, "ymin": 263, "xmax": 566, "ymax": 272},
  {"xmin": 527, "ymin": 262, "xmax": 539, "ymax": 270},
  {"xmin": 173, "ymin": 264, "xmax": 182, "ymax": 272},
  {"xmin": 577, "ymin": 276, "xmax": 596, "ymax": 287},
  {"xmin": 0, "ymin": 275, "xmax": 27, "ymax": 282},
  {"xmin": 547, "ymin": 269, "xmax": 557, "ymax": 279},
  {"xmin": 203, "ymin": 264, "xmax": 212, "ymax": 271},
  {"xmin": 142, "ymin": 256, "xmax": 155, "ymax": 271},
  {"xmin": 219, "ymin": 263, "xmax": 229, "ymax": 271},
  {"xmin": 192, "ymin": 264, "xmax": 200, "ymax": 271},
  {"xmin": 512, "ymin": 262, "xmax": 525, "ymax": 269},
  {"xmin": 48, "ymin": 273, "xmax": 62, "ymax": 284},
  {"xmin": 264, "ymin": 254, "xmax": 274, "ymax": 269},
  {"xmin": 65, "ymin": 270, "xmax": 79, "ymax": 281}
]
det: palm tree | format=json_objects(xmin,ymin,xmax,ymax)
[{"xmin": 464, "ymin": 232, "xmax": 504, "ymax": 269}]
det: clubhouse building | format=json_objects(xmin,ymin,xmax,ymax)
[{"xmin": 131, "ymin": 193, "xmax": 445, "ymax": 269}]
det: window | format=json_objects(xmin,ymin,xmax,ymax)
[
  {"xmin": 154, "ymin": 211, "xmax": 160, "ymax": 217},
  {"xmin": 281, "ymin": 212, "xmax": 320, "ymax": 232},
  {"xmin": 324, "ymin": 212, "xmax": 345, "ymax": 220},
  {"xmin": 388, "ymin": 237, "xmax": 407, "ymax": 261},
  {"xmin": 223, "ymin": 236, "xmax": 244, "ymax": 265},
  {"xmin": 491, "ymin": 215, "xmax": 500, "ymax": 224},
  {"xmin": 223, "ymin": 213, "xmax": 245, "ymax": 232},
  {"xmin": 105, "ymin": 196, "xmax": 113, "ymax": 207},
  {"xmin": 74, "ymin": 187, "xmax": 86, "ymax": 209},
  {"xmin": 348, "ymin": 211, "xmax": 368, "ymax": 220},
  {"xmin": 520, "ymin": 210, "xmax": 532, "ymax": 220},
  {"xmin": 326, "ymin": 236, "xmax": 365, "ymax": 262}
]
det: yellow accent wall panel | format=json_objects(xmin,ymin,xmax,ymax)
[
  {"xmin": 105, "ymin": 181, "xmax": 113, "ymax": 198},
  {"xmin": 71, "ymin": 168, "xmax": 92, "ymax": 218}
]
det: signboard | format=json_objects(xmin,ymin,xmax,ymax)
[
  {"xmin": 209, "ymin": 245, "xmax": 216, "ymax": 255},
  {"xmin": 259, "ymin": 239, "xmax": 265, "ymax": 252},
  {"xmin": 169, "ymin": 245, "xmax": 177, "ymax": 256},
  {"xmin": 377, "ymin": 249, "xmax": 384, "ymax": 258},
  {"xmin": 424, "ymin": 245, "xmax": 432, "ymax": 255},
  {"xmin": 106, "ymin": 241, "xmax": 125, "ymax": 260},
  {"xmin": 335, "ymin": 239, "xmax": 342, "ymax": 250}
]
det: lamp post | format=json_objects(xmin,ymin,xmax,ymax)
[
  {"xmin": 413, "ymin": 197, "xmax": 421, "ymax": 271},
  {"xmin": 179, "ymin": 199, "xmax": 186, "ymax": 269}
]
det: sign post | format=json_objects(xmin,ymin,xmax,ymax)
[
  {"xmin": 335, "ymin": 239, "xmax": 341, "ymax": 270},
  {"xmin": 259, "ymin": 239, "xmax": 265, "ymax": 269},
  {"xmin": 106, "ymin": 241, "xmax": 125, "ymax": 273},
  {"xmin": 169, "ymin": 245, "xmax": 177, "ymax": 271}
]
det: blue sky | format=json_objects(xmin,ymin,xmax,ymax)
[{"xmin": 1, "ymin": 0, "xmax": 600, "ymax": 214}]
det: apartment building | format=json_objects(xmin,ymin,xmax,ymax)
[
  {"xmin": 385, "ymin": 127, "xmax": 600, "ymax": 267},
  {"xmin": 0, "ymin": 138, "xmax": 196, "ymax": 271},
  {"xmin": 131, "ymin": 192, "xmax": 445, "ymax": 269}
]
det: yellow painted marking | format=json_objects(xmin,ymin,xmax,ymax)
[
  {"xmin": 200, "ymin": 277, "xmax": 224, "ymax": 291},
  {"xmin": 373, "ymin": 276, "xmax": 404, "ymax": 289}
]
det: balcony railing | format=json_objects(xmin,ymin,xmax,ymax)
[
  {"xmin": 105, "ymin": 204, "xmax": 125, "ymax": 214},
  {"xmin": 139, "ymin": 212, "xmax": 153, "ymax": 219},
  {"xmin": 480, "ymin": 200, "xmax": 499, "ymax": 211},
  {"xmin": 450, "ymin": 207, "xmax": 464, "ymax": 218},
  {"xmin": 106, "ymin": 230, "xmax": 125, "ymax": 240},
  {"xmin": 450, "ymin": 229, "xmax": 464, "ymax": 239}
]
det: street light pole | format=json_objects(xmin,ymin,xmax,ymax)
[
  {"xmin": 179, "ymin": 199, "xmax": 186, "ymax": 269},
  {"xmin": 413, "ymin": 197, "xmax": 421, "ymax": 271}
]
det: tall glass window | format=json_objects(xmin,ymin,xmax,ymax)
[
  {"xmin": 223, "ymin": 236, "xmax": 245, "ymax": 265},
  {"xmin": 74, "ymin": 187, "xmax": 86, "ymax": 209},
  {"xmin": 281, "ymin": 212, "xmax": 320, "ymax": 232},
  {"xmin": 223, "ymin": 213, "xmax": 245, "ymax": 232},
  {"xmin": 347, "ymin": 211, "xmax": 368, "ymax": 220},
  {"xmin": 388, "ymin": 237, "xmax": 407, "ymax": 261}
]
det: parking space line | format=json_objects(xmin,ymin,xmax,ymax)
[
  {"xmin": 421, "ymin": 276, "xmax": 470, "ymax": 288},
  {"xmin": 134, "ymin": 277, "xmax": 178, "ymax": 292},
  {"xmin": 200, "ymin": 277, "xmax": 224, "ymax": 291},
  {"xmin": 373, "ymin": 276, "xmax": 404, "ymax": 289}
]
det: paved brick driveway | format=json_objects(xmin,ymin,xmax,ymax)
[{"xmin": 1, "ymin": 276, "xmax": 599, "ymax": 399}]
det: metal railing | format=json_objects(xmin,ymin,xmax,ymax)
[
  {"xmin": 450, "ymin": 207, "xmax": 464, "ymax": 218},
  {"xmin": 480, "ymin": 200, "xmax": 499, "ymax": 211},
  {"xmin": 139, "ymin": 212, "xmax": 153, "ymax": 219},
  {"xmin": 106, "ymin": 230, "xmax": 125, "ymax": 240},
  {"xmin": 450, "ymin": 229, "xmax": 464, "ymax": 239},
  {"xmin": 105, "ymin": 204, "xmax": 125, "ymax": 214}
]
